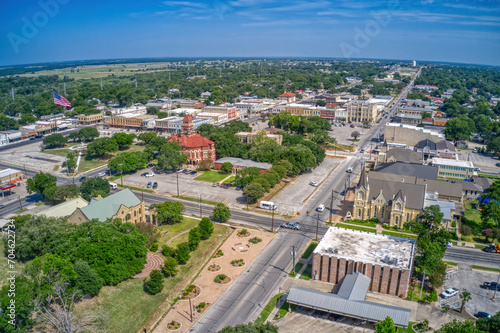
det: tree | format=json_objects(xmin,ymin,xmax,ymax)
[
  {"xmin": 73, "ymin": 259, "xmax": 104, "ymax": 295},
  {"xmin": 86, "ymin": 137, "xmax": 118, "ymax": 158},
  {"xmin": 138, "ymin": 131, "xmax": 157, "ymax": 144},
  {"xmin": 476, "ymin": 311, "xmax": 500, "ymax": 332},
  {"xmin": 220, "ymin": 162, "xmax": 234, "ymax": 174},
  {"xmin": 157, "ymin": 142, "xmax": 188, "ymax": 170},
  {"xmin": 176, "ymin": 243, "xmax": 191, "ymax": 264},
  {"xmin": 198, "ymin": 159, "xmax": 214, "ymax": 170},
  {"xmin": 144, "ymin": 270, "xmax": 164, "ymax": 295},
  {"xmin": 351, "ymin": 131, "xmax": 360, "ymax": 140},
  {"xmin": 272, "ymin": 165, "xmax": 287, "ymax": 179},
  {"xmin": 64, "ymin": 152, "xmax": 76, "ymax": 173},
  {"xmin": 444, "ymin": 115, "xmax": 475, "ymax": 141},
  {"xmin": 78, "ymin": 127, "xmax": 100, "ymax": 142},
  {"xmin": 109, "ymin": 151, "xmax": 148, "ymax": 174},
  {"xmin": 112, "ymin": 132, "xmax": 135, "ymax": 149},
  {"xmin": 19, "ymin": 113, "xmax": 37, "ymax": 125},
  {"xmin": 261, "ymin": 170, "xmax": 280, "ymax": 187},
  {"xmin": 234, "ymin": 167, "xmax": 262, "ymax": 186},
  {"xmin": 43, "ymin": 133, "xmax": 67, "ymax": 148},
  {"xmin": 68, "ymin": 132, "xmax": 80, "ymax": 142},
  {"xmin": 418, "ymin": 205, "xmax": 444, "ymax": 236},
  {"xmin": 459, "ymin": 290, "xmax": 471, "ymax": 313},
  {"xmin": 188, "ymin": 227, "xmax": 201, "ymax": 250},
  {"xmin": 248, "ymin": 140, "xmax": 285, "ymax": 165},
  {"xmin": 135, "ymin": 222, "xmax": 161, "ymax": 248},
  {"xmin": 483, "ymin": 180, "xmax": 500, "ymax": 200},
  {"xmin": 52, "ymin": 184, "xmax": 80, "ymax": 204},
  {"xmin": 26, "ymin": 172, "xmax": 57, "ymax": 200},
  {"xmin": 146, "ymin": 106, "xmax": 158, "ymax": 115},
  {"xmin": 162, "ymin": 256, "xmax": 178, "ymax": 277},
  {"xmin": 375, "ymin": 316, "xmax": 396, "ymax": 333},
  {"xmin": 199, "ymin": 217, "xmax": 214, "ymax": 239},
  {"xmin": 0, "ymin": 276, "xmax": 34, "ymax": 332},
  {"xmin": 219, "ymin": 322, "xmax": 279, "ymax": 333},
  {"xmin": 79, "ymin": 177, "xmax": 110, "ymax": 201},
  {"xmin": 153, "ymin": 201, "xmax": 185, "ymax": 225},
  {"xmin": 34, "ymin": 283, "xmax": 101, "ymax": 333},
  {"xmin": 481, "ymin": 201, "xmax": 500, "ymax": 229},
  {"xmin": 253, "ymin": 177, "xmax": 271, "ymax": 192},
  {"xmin": 435, "ymin": 319, "xmax": 483, "ymax": 333},
  {"xmin": 276, "ymin": 160, "xmax": 294, "ymax": 176},
  {"xmin": 284, "ymin": 144, "xmax": 317, "ymax": 174},
  {"xmin": 213, "ymin": 203, "xmax": 231, "ymax": 222},
  {"xmin": 243, "ymin": 182, "xmax": 265, "ymax": 203},
  {"xmin": 487, "ymin": 137, "xmax": 500, "ymax": 155},
  {"xmin": 316, "ymin": 99, "xmax": 326, "ymax": 106}
]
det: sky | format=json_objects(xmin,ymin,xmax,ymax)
[{"xmin": 1, "ymin": 0, "xmax": 500, "ymax": 67}]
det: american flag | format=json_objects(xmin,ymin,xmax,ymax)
[{"xmin": 53, "ymin": 92, "xmax": 71, "ymax": 107}]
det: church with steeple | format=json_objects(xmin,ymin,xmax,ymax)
[
  {"xmin": 168, "ymin": 114, "xmax": 216, "ymax": 165},
  {"xmin": 351, "ymin": 164, "xmax": 426, "ymax": 228}
]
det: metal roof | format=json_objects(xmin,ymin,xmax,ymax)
[
  {"xmin": 337, "ymin": 272, "xmax": 370, "ymax": 301},
  {"xmin": 80, "ymin": 188, "xmax": 141, "ymax": 221},
  {"xmin": 287, "ymin": 286, "xmax": 411, "ymax": 327},
  {"xmin": 35, "ymin": 197, "xmax": 88, "ymax": 218},
  {"xmin": 215, "ymin": 157, "xmax": 272, "ymax": 170},
  {"xmin": 374, "ymin": 162, "xmax": 438, "ymax": 180}
]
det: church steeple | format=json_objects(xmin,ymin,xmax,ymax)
[{"xmin": 358, "ymin": 162, "xmax": 368, "ymax": 189}]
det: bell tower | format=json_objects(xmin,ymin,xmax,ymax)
[{"xmin": 181, "ymin": 114, "xmax": 194, "ymax": 137}]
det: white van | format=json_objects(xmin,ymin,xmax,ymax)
[
  {"xmin": 109, "ymin": 182, "xmax": 118, "ymax": 190},
  {"xmin": 259, "ymin": 201, "xmax": 277, "ymax": 210},
  {"xmin": 317, "ymin": 204, "xmax": 325, "ymax": 212}
]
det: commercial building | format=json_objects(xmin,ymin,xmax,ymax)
[
  {"xmin": 197, "ymin": 112, "xmax": 228, "ymax": 124},
  {"xmin": 377, "ymin": 148, "xmax": 423, "ymax": 164},
  {"xmin": 284, "ymin": 104, "xmax": 321, "ymax": 117},
  {"xmin": 415, "ymin": 85, "xmax": 438, "ymax": 91},
  {"xmin": 414, "ymin": 139, "xmax": 457, "ymax": 160},
  {"xmin": 235, "ymin": 130, "xmax": 283, "ymax": 145},
  {"xmin": 311, "ymin": 227, "xmax": 415, "ymax": 299},
  {"xmin": 384, "ymin": 123, "xmax": 445, "ymax": 146},
  {"xmin": 106, "ymin": 114, "xmax": 158, "ymax": 129},
  {"xmin": 0, "ymin": 168, "xmax": 23, "ymax": 184},
  {"xmin": 169, "ymin": 115, "xmax": 216, "ymax": 165},
  {"xmin": 278, "ymin": 92, "xmax": 296, "ymax": 103},
  {"xmin": 214, "ymin": 157, "xmax": 272, "ymax": 174},
  {"xmin": 346, "ymin": 101, "xmax": 378, "ymax": 124},
  {"xmin": 431, "ymin": 158, "xmax": 475, "ymax": 179},
  {"xmin": 68, "ymin": 188, "xmax": 145, "ymax": 225},
  {"xmin": 77, "ymin": 113, "xmax": 103, "ymax": 125},
  {"xmin": 202, "ymin": 106, "xmax": 238, "ymax": 120}
]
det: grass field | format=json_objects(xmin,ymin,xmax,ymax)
[
  {"xmin": 172, "ymin": 195, "xmax": 220, "ymax": 206},
  {"xmin": 299, "ymin": 264, "xmax": 312, "ymax": 280},
  {"xmin": 444, "ymin": 261, "xmax": 458, "ymax": 266},
  {"xmin": 274, "ymin": 300, "xmax": 298, "ymax": 320},
  {"xmin": 76, "ymin": 223, "xmax": 229, "ymax": 333},
  {"xmin": 342, "ymin": 219, "xmax": 378, "ymax": 228},
  {"xmin": 301, "ymin": 242, "xmax": 318, "ymax": 259},
  {"xmin": 472, "ymin": 265, "xmax": 500, "ymax": 272},
  {"xmin": 194, "ymin": 170, "xmax": 228, "ymax": 183},
  {"xmin": 255, "ymin": 293, "xmax": 283, "ymax": 324},
  {"xmin": 289, "ymin": 262, "xmax": 304, "ymax": 277},
  {"xmin": 223, "ymin": 176, "xmax": 236, "ymax": 184},
  {"xmin": 117, "ymin": 184, "xmax": 154, "ymax": 193},
  {"xmin": 382, "ymin": 231, "xmax": 418, "ymax": 240},
  {"xmin": 158, "ymin": 217, "xmax": 202, "ymax": 245},
  {"xmin": 475, "ymin": 244, "xmax": 487, "ymax": 249},
  {"xmin": 479, "ymin": 174, "xmax": 500, "ymax": 179},
  {"xmin": 336, "ymin": 223, "xmax": 377, "ymax": 233}
]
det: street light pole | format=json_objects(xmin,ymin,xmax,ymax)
[
  {"xmin": 199, "ymin": 194, "xmax": 202, "ymax": 218},
  {"xmin": 17, "ymin": 195, "xmax": 22, "ymax": 209},
  {"xmin": 176, "ymin": 172, "xmax": 179, "ymax": 197},
  {"xmin": 329, "ymin": 190, "xmax": 334, "ymax": 224},
  {"xmin": 316, "ymin": 213, "xmax": 320, "ymax": 240},
  {"xmin": 492, "ymin": 267, "xmax": 500, "ymax": 302},
  {"xmin": 271, "ymin": 206, "xmax": 275, "ymax": 232},
  {"xmin": 291, "ymin": 245, "xmax": 296, "ymax": 276}
]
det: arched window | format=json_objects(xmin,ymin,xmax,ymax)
[
  {"xmin": 358, "ymin": 209, "xmax": 362, "ymax": 217},
  {"xmin": 125, "ymin": 214, "xmax": 131, "ymax": 221},
  {"xmin": 395, "ymin": 203, "xmax": 401, "ymax": 210},
  {"xmin": 373, "ymin": 207, "xmax": 377, "ymax": 218},
  {"xmin": 358, "ymin": 192, "xmax": 364, "ymax": 200},
  {"xmin": 395, "ymin": 216, "xmax": 399, "ymax": 225}
]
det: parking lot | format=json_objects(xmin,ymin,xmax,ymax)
[
  {"xmin": 441, "ymin": 266, "xmax": 500, "ymax": 317},
  {"xmin": 275, "ymin": 309, "xmax": 376, "ymax": 332},
  {"xmin": 457, "ymin": 149, "xmax": 500, "ymax": 170},
  {"xmin": 120, "ymin": 168, "xmax": 245, "ymax": 206}
]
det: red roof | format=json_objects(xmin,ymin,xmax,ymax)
[
  {"xmin": 169, "ymin": 133, "xmax": 214, "ymax": 148},
  {"xmin": 279, "ymin": 92, "xmax": 296, "ymax": 97},
  {"xmin": 182, "ymin": 114, "xmax": 193, "ymax": 122}
]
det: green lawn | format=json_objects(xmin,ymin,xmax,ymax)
[
  {"xmin": 289, "ymin": 262, "xmax": 304, "ymax": 277},
  {"xmin": 382, "ymin": 231, "xmax": 418, "ymax": 240},
  {"xmin": 78, "ymin": 157, "xmax": 108, "ymax": 173},
  {"xmin": 117, "ymin": 184, "xmax": 154, "ymax": 193},
  {"xmin": 159, "ymin": 217, "xmax": 202, "ymax": 245},
  {"xmin": 41, "ymin": 148, "xmax": 72, "ymax": 157},
  {"xmin": 342, "ymin": 219, "xmax": 378, "ymax": 228},
  {"xmin": 444, "ymin": 261, "xmax": 458, "ymax": 266},
  {"xmin": 336, "ymin": 223, "xmax": 377, "ymax": 234},
  {"xmin": 475, "ymin": 244, "xmax": 487, "ymax": 249},
  {"xmin": 194, "ymin": 170, "xmax": 228, "ymax": 183},
  {"xmin": 76, "ymin": 223, "xmax": 230, "ymax": 333},
  {"xmin": 255, "ymin": 293, "xmax": 283, "ymax": 324},
  {"xmin": 472, "ymin": 265, "xmax": 500, "ymax": 272},
  {"xmin": 13, "ymin": 208, "xmax": 29, "ymax": 215},
  {"xmin": 223, "ymin": 176, "xmax": 236, "ymax": 184},
  {"xmin": 479, "ymin": 174, "xmax": 500, "ymax": 179},
  {"xmin": 274, "ymin": 300, "xmax": 298, "ymax": 320},
  {"xmin": 301, "ymin": 242, "xmax": 318, "ymax": 259},
  {"xmin": 299, "ymin": 264, "xmax": 312, "ymax": 280}
]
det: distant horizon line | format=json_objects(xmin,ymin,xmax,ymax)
[{"xmin": 1, "ymin": 56, "xmax": 499, "ymax": 71}]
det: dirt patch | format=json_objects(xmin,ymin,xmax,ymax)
[
  {"xmin": 213, "ymin": 274, "xmax": 232, "ymax": 285},
  {"xmin": 180, "ymin": 285, "xmax": 201, "ymax": 300},
  {"xmin": 213, "ymin": 249, "xmax": 224, "ymax": 259},
  {"xmin": 230, "ymin": 259, "xmax": 245, "ymax": 268},
  {"xmin": 207, "ymin": 264, "xmax": 221, "ymax": 272},
  {"xmin": 166, "ymin": 321, "xmax": 181, "ymax": 331}
]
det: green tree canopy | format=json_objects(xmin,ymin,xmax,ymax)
[
  {"xmin": 375, "ymin": 316, "xmax": 396, "ymax": 333},
  {"xmin": 188, "ymin": 227, "xmax": 201, "ymax": 250},
  {"xmin": 144, "ymin": 270, "xmax": 164, "ymax": 295},
  {"xmin": 243, "ymin": 182, "xmax": 266, "ymax": 203},
  {"xmin": 444, "ymin": 115, "xmax": 476, "ymax": 141},
  {"xmin": 86, "ymin": 137, "xmax": 118, "ymax": 158},
  {"xmin": 73, "ymin": 259, "xmax": 104, "ymax": 295},
  {"xmin": 79, "ymin": 176, "xmax": 110, "ymax": 201},
  {"xmin": 153, "ymin": 201, "xmax": 185, "ymax": 225},
  {"xmin": 199, "ymin": 217, "xmax": 214, "ymax": 239},
  {"xmin": 26, "ymin": 172, "xmax": 57, "ymax": 200},
  {"xmin": 213, "ymin": 203, "xmax": 231, "ymax": 222},
  {"xmin": 52, "ymin": 184, "xmax": 80, "ymax": 204},
  {"xmin": 220, "ymin": 162, "xmax": 234, "ymax": 173},
  {"xmin": 78, "ymin": 127, "xmax": 100, "ymax": 142},
  {"xmin": 157, "ymin": 142, "xmax": 188, "ymax": 170},
  {"xmin": 138, "ymin": 131, "xmax": 157, "ymax": 144},
  {"xmin": 43, "ymin": 133, "xmax": 67, "ymax": 148},
  {"xmin": 109, "ymin": 151, "xmax": 148, "ymax": 174},
  {"xmin": 112, "ymin": 132, "xmax": 135, "ymax": 149}
]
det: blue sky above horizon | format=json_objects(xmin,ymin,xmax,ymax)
[{"xmin": 1, "ymin": 0, "xmax": 500, "ymax": 67}]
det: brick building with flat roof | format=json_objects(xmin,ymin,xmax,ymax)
[{"xmin": 311, "ymin": 227, "xmax": 415, "ymax": 298}]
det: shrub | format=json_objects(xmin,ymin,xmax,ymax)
[
  {"xmin": 460, "ymin": 224, "xmax": 472, "ymax": 236},
  {"xmin": 240, "ymin": 229, "xmax": 248, "ymax": 235},
  {"xmin": 150, "ymin": 243, "xmax": 159, "ymax": 252},
  {"xmin": 249, "ymin": 237, "xmax": 262, "ymax": 244},
  {"xmin": 451, "ymin": 221, "xmax": 456, "ymax": 228},
  {"xmin": 214, "ymin": 274, "xmax": 227, "ymax": 283},
  {"xmin": 144, "ymin": 270, "xmax": 164, "ymax": 295},
  {"xmin": 176, "ymin": 243, "xmax": 191, "ymax": 264},
  {"xmin": 198, "ymin": 302, "xmax": 206, "ymax": 308},
  {"xmin": 199, "ymin": 217, "xmax": 214, "ymax": 239}
]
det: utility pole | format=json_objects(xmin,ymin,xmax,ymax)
[
  {"xmin": 492, "ymin": 267, "xmax": 500, "ymax": 302},
  {"xmin": 291, "ymin": 246, "xmax": 296, "ymax": 276},
  {"xmin": 189, "ymin": 297, "xmax": 193, "ymax": 322},
  {"xmin": 11, "ymin": 87, "xmax": 15, "ymax": 101},
  {"xmin": 168, "ymin": 71, "xmax": 171, "ymax": 80},
  {"xmin": 329, "ymin": 190, "xmax": 334, "ymax": 224},
  {"xmin": 271, "ymin": 206, "xmax": 275, "ymax": 232},
  {"xmin": 199, "ymin": 194, "xmax": 202, "ymax": 218},
  {"xmin": 420, "ymin": 270, "xmax": 425, "ymax": 298},
  {"xmin": 118, "ymin": 163, "xmax": 123, "ymax": 186},
  {"xmin": 176, "ymin": 172, "xmax": 179, "ymax": 197},
  {"xmin": 18, "ymin": 195, "xmax": 23, "ymax": 209}
]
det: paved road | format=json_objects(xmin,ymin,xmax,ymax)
[
  {"xmin": 444, "ymin": 246, "xmax": 500, "ymax": 268},
  {"xmin": 189, "ymin": 232, "xmax": 310, "ymax": 333}
]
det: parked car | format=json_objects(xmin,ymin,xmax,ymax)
[
  {"xmin": 147, "ymin": 163, "xmax": 154, "ymax": 168},
  {"xmin": 29, "ymin": 137, "xmax": 36, "ymax": 140},
  {"xmin": 141, "ymin": 172, "xmax": 149, "ymax": 176},
  {"xmin": 176, "ymin": 168, "xmax": 184, "ymax": 173},
  {"xmin": 474, "ymin": 167, "xmax": 481, "ymax": 171},
  {"xmin": 236, "ymin": 185, "xmax": 244, "ymax": 190},
  {"xmin": 340, "ymin": 189, "xmax": 347, "ymax": 196},
  {"xmin": 317, "ymin": 204, "xmax": 325, "ymax": 212},
  {"xmin": 153, "ymin": 182, "xmax": 158, "ymax": 189},
  {"xmin": 475, "ymin": 312, "xmax": 492, "ymax": 319},
  {"xmin": 496, "ymin": 163, "xmax": 500, "ymax": 167},
  {"xmin": 190, "ymin": 171, "xmax": 197, "ymax": 175},
  {"xmin": 440, "ymin": 287, "xmax": 459, "ymax": 299},
  {"xmin": 350, "ymin": 124, "xmax": 355, "ymax": 128},
  {"xmin": 145, "ymin": 172, "xmax": 155, "ymax": 177},
  {"xmin": 147, "ymin": 182, "xmax": 152, "ymax": 188},
  {"xmin": 310, "ymin": 181, "xmax": 318, "ymax": 187},
  {"xmin": 212, "ymin": 182, "xmax": 220, "ymax": 187},
  {"xmin": 79, "ymin": 176, "xmax": 86, "ymax": 182},
  {"xmin": 360, "ymin": 148, "xmax": 365, "ymax": 153},
  {"xmin": 0, "ymin": 204, "xmax": 4, "ymax": 210},
  {"xmin": 346, "ymin": 167, "xmax": 353, "ymax": 173},
  {"xmin": 97, "ymin": 172, "xmax": 106, "ymax": 177},
  {"xmin": 165, "ymin": 170, "xmax": 174, "ymax": 174}
]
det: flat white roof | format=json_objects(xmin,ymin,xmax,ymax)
[
  {"xmin": 198, "ymin": 112, "xmax": 224, "ymax": 117},
  {"xmin": 314, "ymin": 227, "xmax": 414, "ymax": 270},
  {"xmin": 0, "ymin": 168, "xmax": 21, "ymax": 178},
  {"xmin": 431, "ymin": 157, "xmax": 474, "ymax": 168}
]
